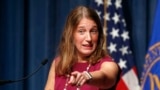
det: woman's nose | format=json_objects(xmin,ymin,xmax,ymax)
[{"xmin": 85, "ymin": 33, "xmax": 91, "ymax": 41}]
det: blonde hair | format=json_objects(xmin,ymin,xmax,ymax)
[{"xmin": 56, "ymin": 6, "xmax": 107, "ymax": 75}]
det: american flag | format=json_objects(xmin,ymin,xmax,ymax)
[{"xmin": 90, "ymin": 0, "xmax": 140, "ymax": 90}]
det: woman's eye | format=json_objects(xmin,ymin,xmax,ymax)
[
  {"xmin": 78, "ymin": 30, "xmax": 85, "ymax": 34},
  {"xmin": 91, "ymin": 29, "xmax": 98, "ymax": 34}
]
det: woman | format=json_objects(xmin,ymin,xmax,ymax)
[{"xmin": 45, "ymin": 6, "xmax": 120, "ymax": 90}]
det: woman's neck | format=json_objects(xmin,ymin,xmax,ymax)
[{"xmin": 77, "ymin": 56, "xmax": 89, "ymax": 63}]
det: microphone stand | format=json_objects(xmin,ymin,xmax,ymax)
[{"xmin": 0, "ymin": 59, "xmax": 48, "ymax": 86}]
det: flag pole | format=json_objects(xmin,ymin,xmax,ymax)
[{"xmin": 103, "ymin": 0, "xmax": 107, "ymax": 52}]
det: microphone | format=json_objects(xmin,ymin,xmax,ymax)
[{"xmin": 0, "ymin": 59, "xmax": 48, "ymax": 86}]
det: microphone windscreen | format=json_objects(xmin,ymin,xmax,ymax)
[{"xmin": 41, "ymin": 59, "xmax": 48, "ymax": 65}]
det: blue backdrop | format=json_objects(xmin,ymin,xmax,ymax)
[{"xmin": 0, "ymin": 0, "xmax": 158, "ymax": 90}]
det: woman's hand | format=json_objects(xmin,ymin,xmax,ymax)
[{"xmin": 68, "ymin": 71, "xmax": 92, "ymax": 86}]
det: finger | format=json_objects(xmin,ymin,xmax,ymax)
[
  {"xmin": 71, "ymin": 71, "xmax": 79, "ymax": 75},
  {"xmin": 77, "ymin": 73, "xmax": 89, "ymax": 86},
  {"xmin": 71, "ymin": 71, "xmax": 81, "ymax": 83},
  {"xmin": 76, "ymin": 75, "xmax": 83, "ymax": 86},
  {"xmin": 79, "ymin": 79, "xmax": 86, "ymax": 86},
  {"xmin": 68, "ymin": 75, "xmax": 76, "ymax": 84},
  {"xmin": 76, "ymin": 76, "xmax": 85, "ymax": 86}
]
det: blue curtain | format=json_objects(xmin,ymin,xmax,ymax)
[
  {"xmin": 0, "ymin": 0, "xmax": 158, "ymax": 90},
  {"xmin": 128, "ymin": 0, "xmax": 157, "ymax": 78}
]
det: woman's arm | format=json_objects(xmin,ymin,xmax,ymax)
[
  {"xmin": 44, "ymin": 60, "xmax": 55, "ymax": 90},
  {"xmin": 69, "ymin": 61, "xmax": 119, "ymax": 89},
  {"xmin": 88, "ymin": 61, "xmax": 119, "ymax": 89}
]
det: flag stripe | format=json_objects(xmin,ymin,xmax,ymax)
[
  {"xmin": 116, "ymin": 78, "xmax": 129, "ymax": 90},
  {"xmin": 122, "ymin": 68, "xmax": 140, "ymax": 90}
]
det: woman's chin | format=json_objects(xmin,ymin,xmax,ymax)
[{"xmin": 81, "ymin": 51, "xmax": 94, "ymax": 56}]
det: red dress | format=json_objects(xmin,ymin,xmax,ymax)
[{"xmin": 55, "ymin": 56, "xmax": 115, "ymax": 90}]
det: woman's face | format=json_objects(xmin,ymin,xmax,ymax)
[{"xmin": 73, "ymin": 18, "xmax": 99, "ymax": 58}]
